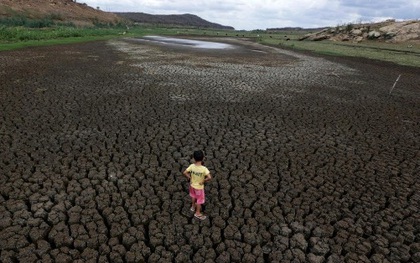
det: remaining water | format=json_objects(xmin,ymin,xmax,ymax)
[{"xmin": 140, "ymin": 36, "xmax": 235, "ymax": 49}]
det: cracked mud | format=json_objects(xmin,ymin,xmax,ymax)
[{"xmin": 0, "ymin": 37, "xmax": 419, "ymax": 263}]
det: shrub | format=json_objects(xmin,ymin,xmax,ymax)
[
  {"xmin": 46, "ymin": 13, "xmax": 64, "ymax": 21},
  {"xmin": 0, "ymin": 16, "xmax": 27, "ymax": 27},
  {"xmin": 345, "ymin": 23, "xmax": 354, "ymax": 32},
  {"xmin": 25, "ymin": 18, "xmax": 54, "ymax": 28},
  {"xmin": 0, "ymin": 26, "xmax": 18, "ymax": 40},
  {"xmin": 0, "ymin": 16, "xmax": 55, "ymax": 28}
]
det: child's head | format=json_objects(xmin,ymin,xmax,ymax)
[{"xmin": 193, "ymin": 150, "xmax": 205, "ymax": 162}]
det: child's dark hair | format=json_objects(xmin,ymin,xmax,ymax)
[{"xmin": 193, "ymin": 150, "xmax": 205, "ymax": 162}]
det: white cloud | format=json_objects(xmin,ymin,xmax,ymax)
[{"xmin": 82, "ymin": 0, "xmax": 420, "ymax": 30}]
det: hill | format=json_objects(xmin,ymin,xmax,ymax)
[
  {"xmin": 115, "ymin": 12, "xmax": 234, "ymax": 30},
  {"xmin": 0, "ymin": 0, "xmax": 123, "ymax": 26}
]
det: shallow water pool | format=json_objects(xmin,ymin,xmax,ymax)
[{"xmin": 140, "ymin": 36, "xmax": 235, "ymax": 50}]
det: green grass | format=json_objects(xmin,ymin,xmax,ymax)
[
  {"xmin": 0, "ymin": 27, "xmax": 136, "ymax": 50},
  {"xmin": 0, "ymin": 35, "xmax": 124, "ymax": 51},
  {"xmin": 0, "ymin": 26, "xmax": 123, "ymax": 41}
]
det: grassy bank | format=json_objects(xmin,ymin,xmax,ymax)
[{"xmin": 257, "ymin": 32, "xmax": 420, "ymax": 67}]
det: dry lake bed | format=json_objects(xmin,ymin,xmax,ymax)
[{"xmin": 0, "ymin": 37, "xmax": 419, "ymax": 262}]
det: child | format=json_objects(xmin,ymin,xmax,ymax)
[{"xmin": 183, "ymin": 150, "xmax": 212, "ymax": 220}]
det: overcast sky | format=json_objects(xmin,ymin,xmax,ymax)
[{"xmin": 81, "ymin": 0, "xmax": 420, "ymax": 30}]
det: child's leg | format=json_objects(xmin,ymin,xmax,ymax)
[
  {"xmin": 195, "ymin": 203, "xmax": 202, "ymax": 214},
  {"xmin": 191, "ymin": 197, "xmax": 196, "ymax": 209},
  {"xmin": 195, "ymin": 189, "xmax": 205, "ymax": 215},
  {"xmin": 189, "ymin": 186, "xmax": 197, "ymax": 210}
]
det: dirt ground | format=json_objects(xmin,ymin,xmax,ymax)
[{"xmin": 0, "ymin": 37, "xmax": 419, "ymax": 263}]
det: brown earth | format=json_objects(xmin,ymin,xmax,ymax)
[
  {"xmin": 0, "ymin": 0, "xmax": 123, "ymax": 26},
  {"xmin": 0, "ymin": 37, "xmax": 419, "ymax": 262}
]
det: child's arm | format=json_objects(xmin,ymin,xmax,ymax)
[
  {"xmin": 183, "ymin": 170, "xmax": 191, "ymax": 180},
  {"xmin": 203, "ymin": 173, "xmax": 212, "ymax": 183}
]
